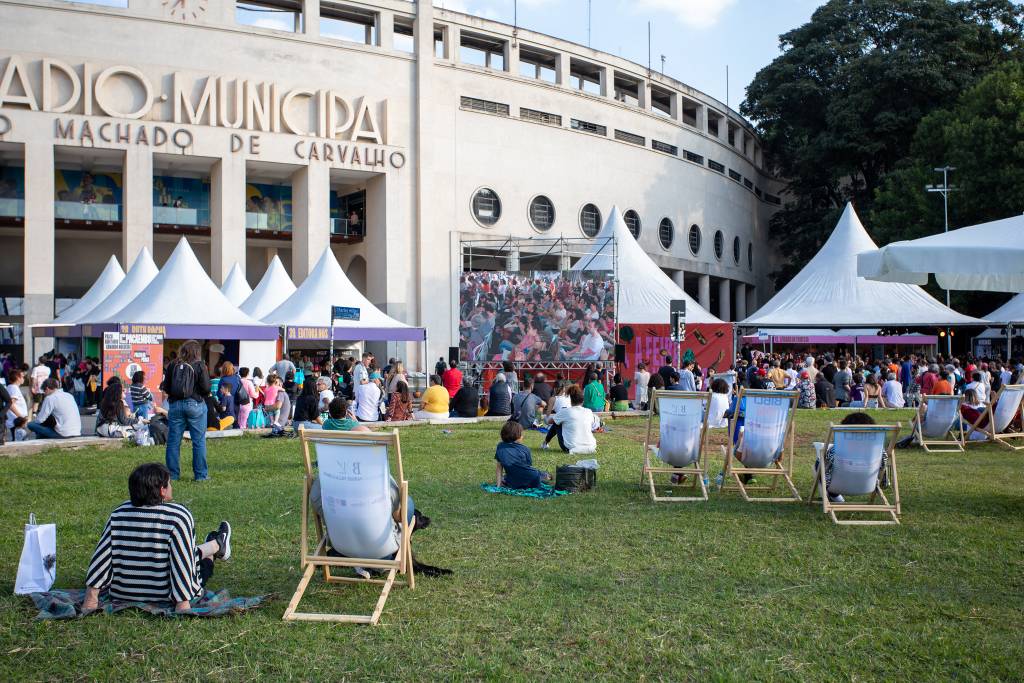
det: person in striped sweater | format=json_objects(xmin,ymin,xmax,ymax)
[{"xmin": 82, "ymin": 463, "xmax": 232, "ymax": 613}]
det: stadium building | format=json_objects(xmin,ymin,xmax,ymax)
[{"xmin": 0, "ymin": 0, "xmax": 782, "ymax": 362}]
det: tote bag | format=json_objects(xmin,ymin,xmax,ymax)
[{"xmin": 14, "ymin": 514, "xmax": 56, "ymax": 595}]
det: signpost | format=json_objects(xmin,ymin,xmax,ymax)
[
  {"xmin": 670, "ymin": 299, "xmax": 686, "ymax": 368},
  {"xmin": 328, "ymin": 306, "xmax": 360, "ymax": 362}
]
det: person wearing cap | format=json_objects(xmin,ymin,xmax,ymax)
[{"xmin": 796, "ymin": 370, "xmax": 816, "ymax": 408}]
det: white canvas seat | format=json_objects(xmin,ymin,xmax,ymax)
[
  {"xmin": 809, "ymin": 423, "xmax": 901, "ymax": 525},
  {"xmin": 723, "ymin": 389, "xmax": 801, "ymax": 502},
  {"xmin": 284, "ymin": 428, "xmax": 414, "ymax": 625},
  {"xmin": 965, "ymin": 384, "xmax": 1024, "ymax": 450},
  {"xmin": 640, "ymin": 390, "xmax": 710, "ymax": 502},
  {"xmin": 912, "ymin": 394, "xmax": 964, "ymax": 453}
]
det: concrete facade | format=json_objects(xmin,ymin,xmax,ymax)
[{"xmin": 0, "ymin": 0, "xmax": 783, "ymax": 364}]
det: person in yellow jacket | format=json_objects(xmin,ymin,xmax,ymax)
[{"xmin": 415, "ymin": 374, "xmax": 450, "ymax": 420}]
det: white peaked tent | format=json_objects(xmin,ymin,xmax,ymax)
[
  {"xmin": 220, "ymin": 263, "xmax": 253, "ymax": 306},
  {"xmin": 98, "ymin": 238, "xmax": 266, "ymax": 329},
  {"xmin": 857, "ymin": 214, "xmax": 1024, "ymax": 293},
  {"xmin": 262, "ymin": 248, "xmax": 425, "ymax": 341},
  {"xmin": 985, "ymin": 293, "xmax": 1024, "ymax": 325},
  {"xmin": 81, "ymin": 247, "xmax": 160, "ymax": 323},
  {"xmin": 239, "ymin": 255, "xmax": 296, "ymax": 320},
  {"xmin": 52, "ymin": 255, "xmax": 125, "ymax": 325},
  {"xmin": 740, "ymin": 204, "xmax": 986, "ymax": 328},
  {"xmin": 572, "ymin": 205, "xmax": 722, "ymax": 323}
]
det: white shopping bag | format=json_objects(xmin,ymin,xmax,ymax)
[{"xmin": 14, "ymin": 514, "xmax": 56, "ymax": 595}]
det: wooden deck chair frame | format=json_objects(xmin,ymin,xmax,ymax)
[
  {"xmin": 912, "ymin": 394, "xmax": 965, "ymax": 453},
  {"xmin": 809, "ymin": 423, "xmax": 901, "ymax": 525},
  {"xmin": 640, "ymin": 390, "xmax": 711, "ymax": 502},
  {"xmin": 283, "ymin": 427, "xmax": 415, "ymax": 625},
  {"xmin": 723, "ymin": 389, "xmax": 801, "ymax": 502},
  {"xmin": 964, "ymin": 384, "xmax": 1024, "ymax": 450}
]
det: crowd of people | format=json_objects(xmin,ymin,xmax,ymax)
[{"xmin": 458, "ymin": 272, "xmax": 616, "ymax": 363}]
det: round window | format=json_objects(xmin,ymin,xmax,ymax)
[
  {"xmin": 624, "ymin": 210, "xmax": 641, "ymax": 239},
  {"xmin": 687, "ymin": 224, "xmax": 701, "ymax": 256},
  {"xmin": 733, "ymin": 236, "xmax": 741, "ymax": 264},
  {"xmin": 580, "ymin": 203, "xmax": 602, "ymax": 237},
  {"xmin": 529, "ymin": 195, "xmax": 555, "ymax": 231},
  {"xmin": 659, "ymin": 218, "xmax": 674, "ymax": 250},
  {"xmin": 713, "ymin": 230, "xmax": 724, "ymax": 260},
  {"xmin": 471, "ymin": 188, "xmax": 501, "ymax": 226}
]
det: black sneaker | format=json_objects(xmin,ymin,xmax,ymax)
[{"xmin": 212, "ymin": 521, "xmax": 231, "ymax": 561}]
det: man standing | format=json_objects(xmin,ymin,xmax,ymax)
[
  {"xmin": 352, "ymin": 352, "xmax": 370, "ymax": 387},
  {"xmin": 26, "ymin": 378, "xmax": 82, "ymax": 439},
  {"xmin": 657, "ymin": 356, "xmax": 675, "ymax": 386},
  {"xmin": 679, "ymin": 360, "xmax": 697, "ymax": 392},
  {"xmin": 83, "ymin": 463, "xmax": 231, "ymax": 614},
  {"xmin": 270, "ymin": 357, "xmax": 296, "ymax": 380},
  {"xmin": 30, "ymin": 356, "xmax": 51, "ymax": 415},
  {"xmin": 442, "ymin": 360, "xmax": 463, "ymax": 399}
]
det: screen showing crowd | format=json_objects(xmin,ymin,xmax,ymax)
[{"xmin": 459, "ymin": 271, "xmax": 616, "ymax": 362}]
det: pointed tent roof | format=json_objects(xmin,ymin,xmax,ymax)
[
  {"xmin": 741, "ymin": 203, "xmax": 986, "ymax": 327},
  {"xmin": 220, "ymin": 263, "xmax": 253, "ymax": 306},
  {"xmin": 82, "ymin": 247, "xmax": 160, "ymax": 323},
  {"xmin": 572, "ymin": 205, "xmax": 722, "ymax": 324},
  {"xmin": 97, "ymin": 238, "xmax": 264, "ymax": 327},
  {"xmin": 52, "ymin": 255, "xmax": 125, "ymax": 325},
  {"xmin": 986, "ymin": 293, "xmax": 1024, "ymax": 325},
  {"xmin": 262, "ymin": 248, "xmax": 424, "ymax": 341},
  {"xmin": 239, "ymin": 255, "xmax": 296, "ymax": 320}
]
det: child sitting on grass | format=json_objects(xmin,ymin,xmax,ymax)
[{"xmin": 495, "ymin": 421, "xmax": 550, "ymax": 489}]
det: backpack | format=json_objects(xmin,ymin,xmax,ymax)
[
  {"xmin": 167, "ymin": 361, "xmax": 197, "ymax": 400},
  {"xmin": 235, "ymin": 379, "xmax": 250, "ymax": 406}
]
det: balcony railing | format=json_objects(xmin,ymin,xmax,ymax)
[
  {"xmin": 0, "ymin": 198, "xmax": 24, "ymax": 218},
  {"xmin": 55, "ymin": 201, "xmax": 120, "ymax": 222},
  {"xmin": 331, "ymin": 218, "xmax": 365, "ymax": 237},
  {"xmin": 246, "ymin": 212, "xmax": 291, "ymax": 231},
  {"xmin": 154, "ymin": 206, "xmax": 208, "ymax": 226}
]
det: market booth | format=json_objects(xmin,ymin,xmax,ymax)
[
  {"xmin": 973, "ymin": 294, "xmax": 1024, "ymax": 359},
  {"xmin": 740, "ymin": 204, "xmax": 985, "ymax": 347},
  {"xmin": 573, "ymin": 206, "xmax": 732, "ymax": 398}
]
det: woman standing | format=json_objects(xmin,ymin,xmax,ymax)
[
  {"xmin": 386, "ymin": 361, "xmax": 408, "ymax": 395},
  {"xmin": 634, "ymin": 362, "xmax": 651, "ymax": 410},
  {"xmin": 161, "ymin": 340, "xmax": 211, "ymax": 482},
  {"xmin": 236, "ymin": 367, "xmax": 258, "ymax": 429}
]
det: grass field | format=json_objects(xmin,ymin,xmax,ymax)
[{"xmin": 1, "ymin": 410, "xmax": 1022, "ymax": 681}]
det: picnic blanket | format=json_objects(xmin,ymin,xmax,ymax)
[
  {"xmin": 29, "ymin": 588, "xmax": 270, "ymax": 620},
  {"xmin": 480, "ymin": 483, "xmax": 569, "ymax": 498}
]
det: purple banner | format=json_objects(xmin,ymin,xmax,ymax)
[{"xmin": 286, "ymin": 325, "xmax": 427, "ymax": 342}]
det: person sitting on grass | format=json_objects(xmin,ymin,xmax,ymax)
[
  {"xmin": 582, "ymin": 372, "xmax": 606, "ymax": 411},
  {"xmin": 416, "ymin": 374, "xmax": 450, "ymax": 420},
  {"xmin": 82, "ymin": 463, "xmax": 231, "ymax": 614},
  {"xmin": 812, "ymin": 412, "xmax": 889, "ymax": 503},
  {"xmin": 214, "ymin": 382, "xmax": 236, "ymax": 430},
  {"xmin": 322, "ymin": 397, "xmax": 370, "ymax": 432},
  {"xmin": 544, "ymin": 384, "xmax": 597, "ymax": 454},
  {"xmin": 129, "ymin": 371, "xmax": 154, "ymax": 419},
  {"xmin": 495, "ymin": 421, "xmax": 550, "ymax": 488}
]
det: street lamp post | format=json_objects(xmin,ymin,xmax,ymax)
[{"xmin": 926, "ymin": 166, "xmax": 958, "ymax": 356}]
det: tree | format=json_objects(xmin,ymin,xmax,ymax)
[
  {"xmin": 742, "ymin": 0, "xmax": 1024, "ymax": 286},
  {"xmin": 871, "ymin": 61, "xmax": 1024, "ymax": 315}
]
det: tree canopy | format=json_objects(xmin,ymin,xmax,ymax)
[{"xmin": 742, "ymin": 0, "xmax": 1024, "ymax": 312}]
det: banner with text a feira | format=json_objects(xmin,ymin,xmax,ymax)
[{"xmin": 102, "ymin": 331, "xmax": 164, "ymax": 406}]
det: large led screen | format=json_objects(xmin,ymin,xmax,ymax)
[{"xmin": 459, "ymin": 271, "xmax": 616, "ymax": 362}]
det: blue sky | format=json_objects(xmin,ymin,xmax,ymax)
[{"xmin": 435, "ymin": 0, "xmax": 823, "ymax": 112}]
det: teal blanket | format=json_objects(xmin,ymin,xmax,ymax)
[{"xmin": 480, "ymin": 483, "xmax": 569, "ymax": 498}]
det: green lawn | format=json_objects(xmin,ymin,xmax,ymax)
[{"xmin": 1, "ymin": 410, "xmax": 1022, "ymax": 681}]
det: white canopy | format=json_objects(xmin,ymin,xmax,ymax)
[
  {"xmin": 82, "ymin": 247, "xmax": 159, "ymax": 323},
  {"xmin": 262, "ymin": 248, "xmax": 417, "ymax": 332},
  {"xmin": 98, "ymin": 238, "xmax": 264, "ymax": 326},
  {"xmin": 52, "ymin": 255, "xmax": 125, "ymax": 325},
  {"xmin": 572, "ymin": 205, "xmax": 722, "ymax": 324},
  {"xmin": 239, "ymin": 255, "xmax": 297, "ymax": 320},
  {"xmin": 857, "ymin": 213, "xmax": 1024, "ymax": 292},
  {"xmin": 984, "ymin": 293, "xmax": 1024, "ymax": 325},
  {"xmin": 220, "ymin": 262, "xmax": 253, "ymax": 306},
  {"xmin": 741, "ymin": 203, "xmax": 986, "ymax": 328}
]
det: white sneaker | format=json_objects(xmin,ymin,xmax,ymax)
[
  {"xmin": 827, "ymin": 493, "xmax": 845, "ymax": 504},
  {"xmin": 540, "ymin": 442, "xmax": 549, "ymax": 450},
  {"xmin": 354, "ymin": 567, "xmax": 371, "ymax": 579}
]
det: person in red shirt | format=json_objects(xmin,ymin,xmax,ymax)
[
  {"xmin": 441, "ymin": 360, "xmax": 463, "ymax": 398},
  {"xmin": 920, "ymin": 364, "xmax": 939, "ymax": 395}
]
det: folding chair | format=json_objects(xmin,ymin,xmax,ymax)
[
  {"xmin": 283, "ymin": 428, "xmax": 415, "ymax": 625},
  {"xmin": 965, "ymin": 384, "xmax": 1024, "ymax": 450},
  {"xmin": 723, "ymin": 389, "xmax": 801, "ymax": 502},
  {"xmin": 640, "ymin": 390, "xmax": 711, "ymax": 502},
  {"xmin": 911, "ymin": 394, "xmax": 964, "ymax": 453},
  {"xmin": 809, "ymin": 423, "xmax": 901, "ymax": 525}
]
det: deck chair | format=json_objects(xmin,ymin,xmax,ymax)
[
  {"xmin": 809, "ymin": 423, "xmax": 901, "ymax": 525},
  {"xmin": 723, "ymin": 389, "xmax": 801, "ymax": 502},
  {"xmin": 283, "ymin": 428, "xmax": 415, "ymax": 625},
  {"xmin": 911, "ymin": 394, "xmax": 964, "ymax": 453},
  {"xmin": 965, "ymin": 384, "xmax": 1024, "ymax": 450},
  {"xmin": 640, "ymin": 390, "xmax": 710, "ymax": 502}
]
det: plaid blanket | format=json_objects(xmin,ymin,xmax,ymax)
[
  {"xmin": 480, "ymin": 483, "xmax": 569, "ymax": 498},
  {"xmin": 29, "ymin": 588, "xmax": 270, "ymax": 620}
]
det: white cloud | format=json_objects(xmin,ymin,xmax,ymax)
[{"xmin": 634, "ymin": 0, "xmax": 738, "ymax": 29}]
